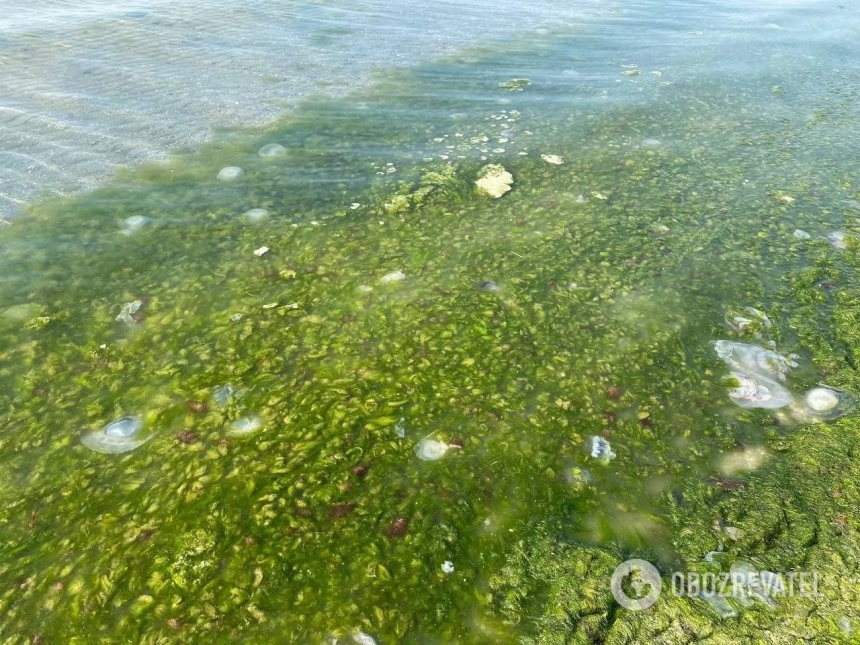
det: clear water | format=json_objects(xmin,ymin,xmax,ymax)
[{"xmin": 2, "ymin": 0, "xmax": 860, "ymax": 643}]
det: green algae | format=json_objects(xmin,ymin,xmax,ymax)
[{"xmin": 2, "ymin": 13, "xmax": 860, "ymax": 645}]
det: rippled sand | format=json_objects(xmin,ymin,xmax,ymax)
[{"xmin": 0, "ymin": 0, "xmax": 607, "ymax": 218}]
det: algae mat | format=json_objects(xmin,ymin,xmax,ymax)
[{"xmin": 2, "ymin": 2, "xmax": 860, "ymax": 643}]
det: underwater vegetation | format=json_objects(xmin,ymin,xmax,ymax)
[{"xmin": 2, "ymin": 8, "xmax": 860, "ymax": 645}]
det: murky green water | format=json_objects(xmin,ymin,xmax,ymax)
[{"xmin": 3, "ymin": 1, "xmax": 860, "ymax": 643}]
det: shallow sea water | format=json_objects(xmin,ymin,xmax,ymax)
[{"xmin": 2, "ymin": 0, "xmax": 860, "ymax": 643}]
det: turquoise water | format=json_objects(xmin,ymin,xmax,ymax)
[{"xmin": 2, "ymin": 1, "xmax": 860, "ymax": 643}]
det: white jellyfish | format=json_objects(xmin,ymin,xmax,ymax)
[
  {"xmin": 217, "ymin": 166, "xmax": 245, "ymax": 182},
  {"xmin": 380, "ymin": 271, "xmax": 406, "ymax": 284},
  {"xmin": 258, "ymin": 143, "xmax": 286, "ymax": 158},
  {"xmin": 81, "ymin": 416, "xmax": 150, "ymax": 454},
  {"xmin": 229, "ymin": 415, "xmax": 264, "ymax": 436},
  {"xmin": 589, "ymin": 436, "xmax": 616, "ymax": 461},
  {"xmin": 786, "ymin": 386, "xmax": 855, "ymax": 423},
  {"xmin": 243, "ymin": 208, "xmax": 269, "ymax": 222},
  {"xmin": 414, "ymin": 435, "xmax": 460, "ymax": 461}
]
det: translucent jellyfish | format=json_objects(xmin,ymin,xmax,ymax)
[
  {"xmin": 212, "ymin": 384, "xmax": 238, "ymax": 407},
  {"xmin": 121, "ymin": 215, "xmax": 151, "ymax": 235},
  {"xmin": 477, "ymin": 281, "xmax": 501, "ymax": 293},
  {"xmin": 81, "ymin": 416, "xmax": 149, "ymax": 454},
  {"xmin": 540, "ymin": 154, "xmax": 564, "ymax": 165},
  {"xmin": 725, "ymin": 307, "xmax": 771, "ymax": 338},
  {"xmin": 826, "ymin": 231, "xmax": 847, "ymax": 249},
  {"xmin": 725, "ymin": 371, "xmax": 793, "ymax": 409},
  {"xmin": 243, "ymin": 208, "xmax": 269, "ymax": 222},
  {"xmin": 116, "ymin": 300, "xmax": 143, "ymax": 327},
  {"xmin": 217, "ymin": 166, "xmax": 245, "ymax": 181},
  {"xmin": 395, "ymin": 417, "xmax": 406, "ymax": 438},
  {"xmin": 642, "ymin": 138, "xmax": 662, "ymax": 147},
  {"xmin": 229, "ymin": 415, "xmax": 264, "ymax": 436},
  {"xmin": 589, "ymin": 436, "xmax": 616, "ymax": 461},
  {"xmin": 380, "ymin": 270, "xmax": 406, "ymax": 284},
  {"xmin": 258, "ymin": 143, "xmax": 286, "ymax": 158},
  {"xmin": 698, "ymin": 590, "xmax": 738, "ymax": 619},
  {"xmin": 353, "ymin": 633, "xmax": 377, "ymax": 645},
  {"xmin": 414, "ymin": 435, "xmax": 458, "ymax": 461},
  {"xmin": 788, "ymin": 386, "xmax": 855, "ymax": 423},
  {"xmin": 792, "ymin": 229, "xmax": 811, "ymax": 240},
  {"xmin": 714, "ymin": 341, "xmax": 796, "ymax": 383}
]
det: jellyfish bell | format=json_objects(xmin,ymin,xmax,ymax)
[
  {"xmin": 217, "ymin": 166, "xmax": 245, "ymax": 181},
  {"xmin": 243, "ymin": 208, "xmax": 269, "ymax": 222},
  {"xmin": 726, "ymin": 371, "xmax": 794, "ymax": 409},
  {"xmin": 414, "ymin": 436, "xmax": 458, "ymax": 461},
  {"xmin": 788, "ymin": 386, "xmax": 856, "ymax": 423},
  {"xmin": 81, "ymin": 416, "xmax": 149, "ymax": 454},
  {"xmin": 725, "ymin": 307, "xmax": 772, "ymax": 338},
  {"xmin": 257, "ymin": 143, "xmax": 286, "ymax": 158},
  {"xmin": 228, "ymin": 414, "xmax": 264, "ymax": 436},
  {"xmin": 714, "ymin": 340, "xmax": 796, "ymax": 383}
]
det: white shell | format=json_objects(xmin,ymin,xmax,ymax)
[
  {"xmin": 414, "ymin": 438, "xmax": 450, "ymax": 461},
  {"xmin": 258, "ymin": 143, "xmax": 286, "ymax": 158},
  {"xmin": 217, "ymin": 166, "xmax": 245, "ymax": 181},
  {"xmin": 82, "ymin": 416, "xmax": 148, "ymax": 454}
]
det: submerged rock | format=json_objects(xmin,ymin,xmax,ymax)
[
  {"xmin": 217, "ymin": 166, "xmax": 245, "ymax": 182},
  {"xmin": 441, "ymin": 560, "xmax": 455, "ymax": 574},
  {"xmin": 81, "ymin": 416, "xmax": 149, "ymax": 454},
  {"xmin": 475, "ymin": 164, "xmax": 513, "ymax": 198},
  {"xmin": 258, "ymin": 143, "xmax": 286, "ymax": 158},
  {"xmin": 498, "ymin": 78, "xmax": 531, "ymax": 91}
]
